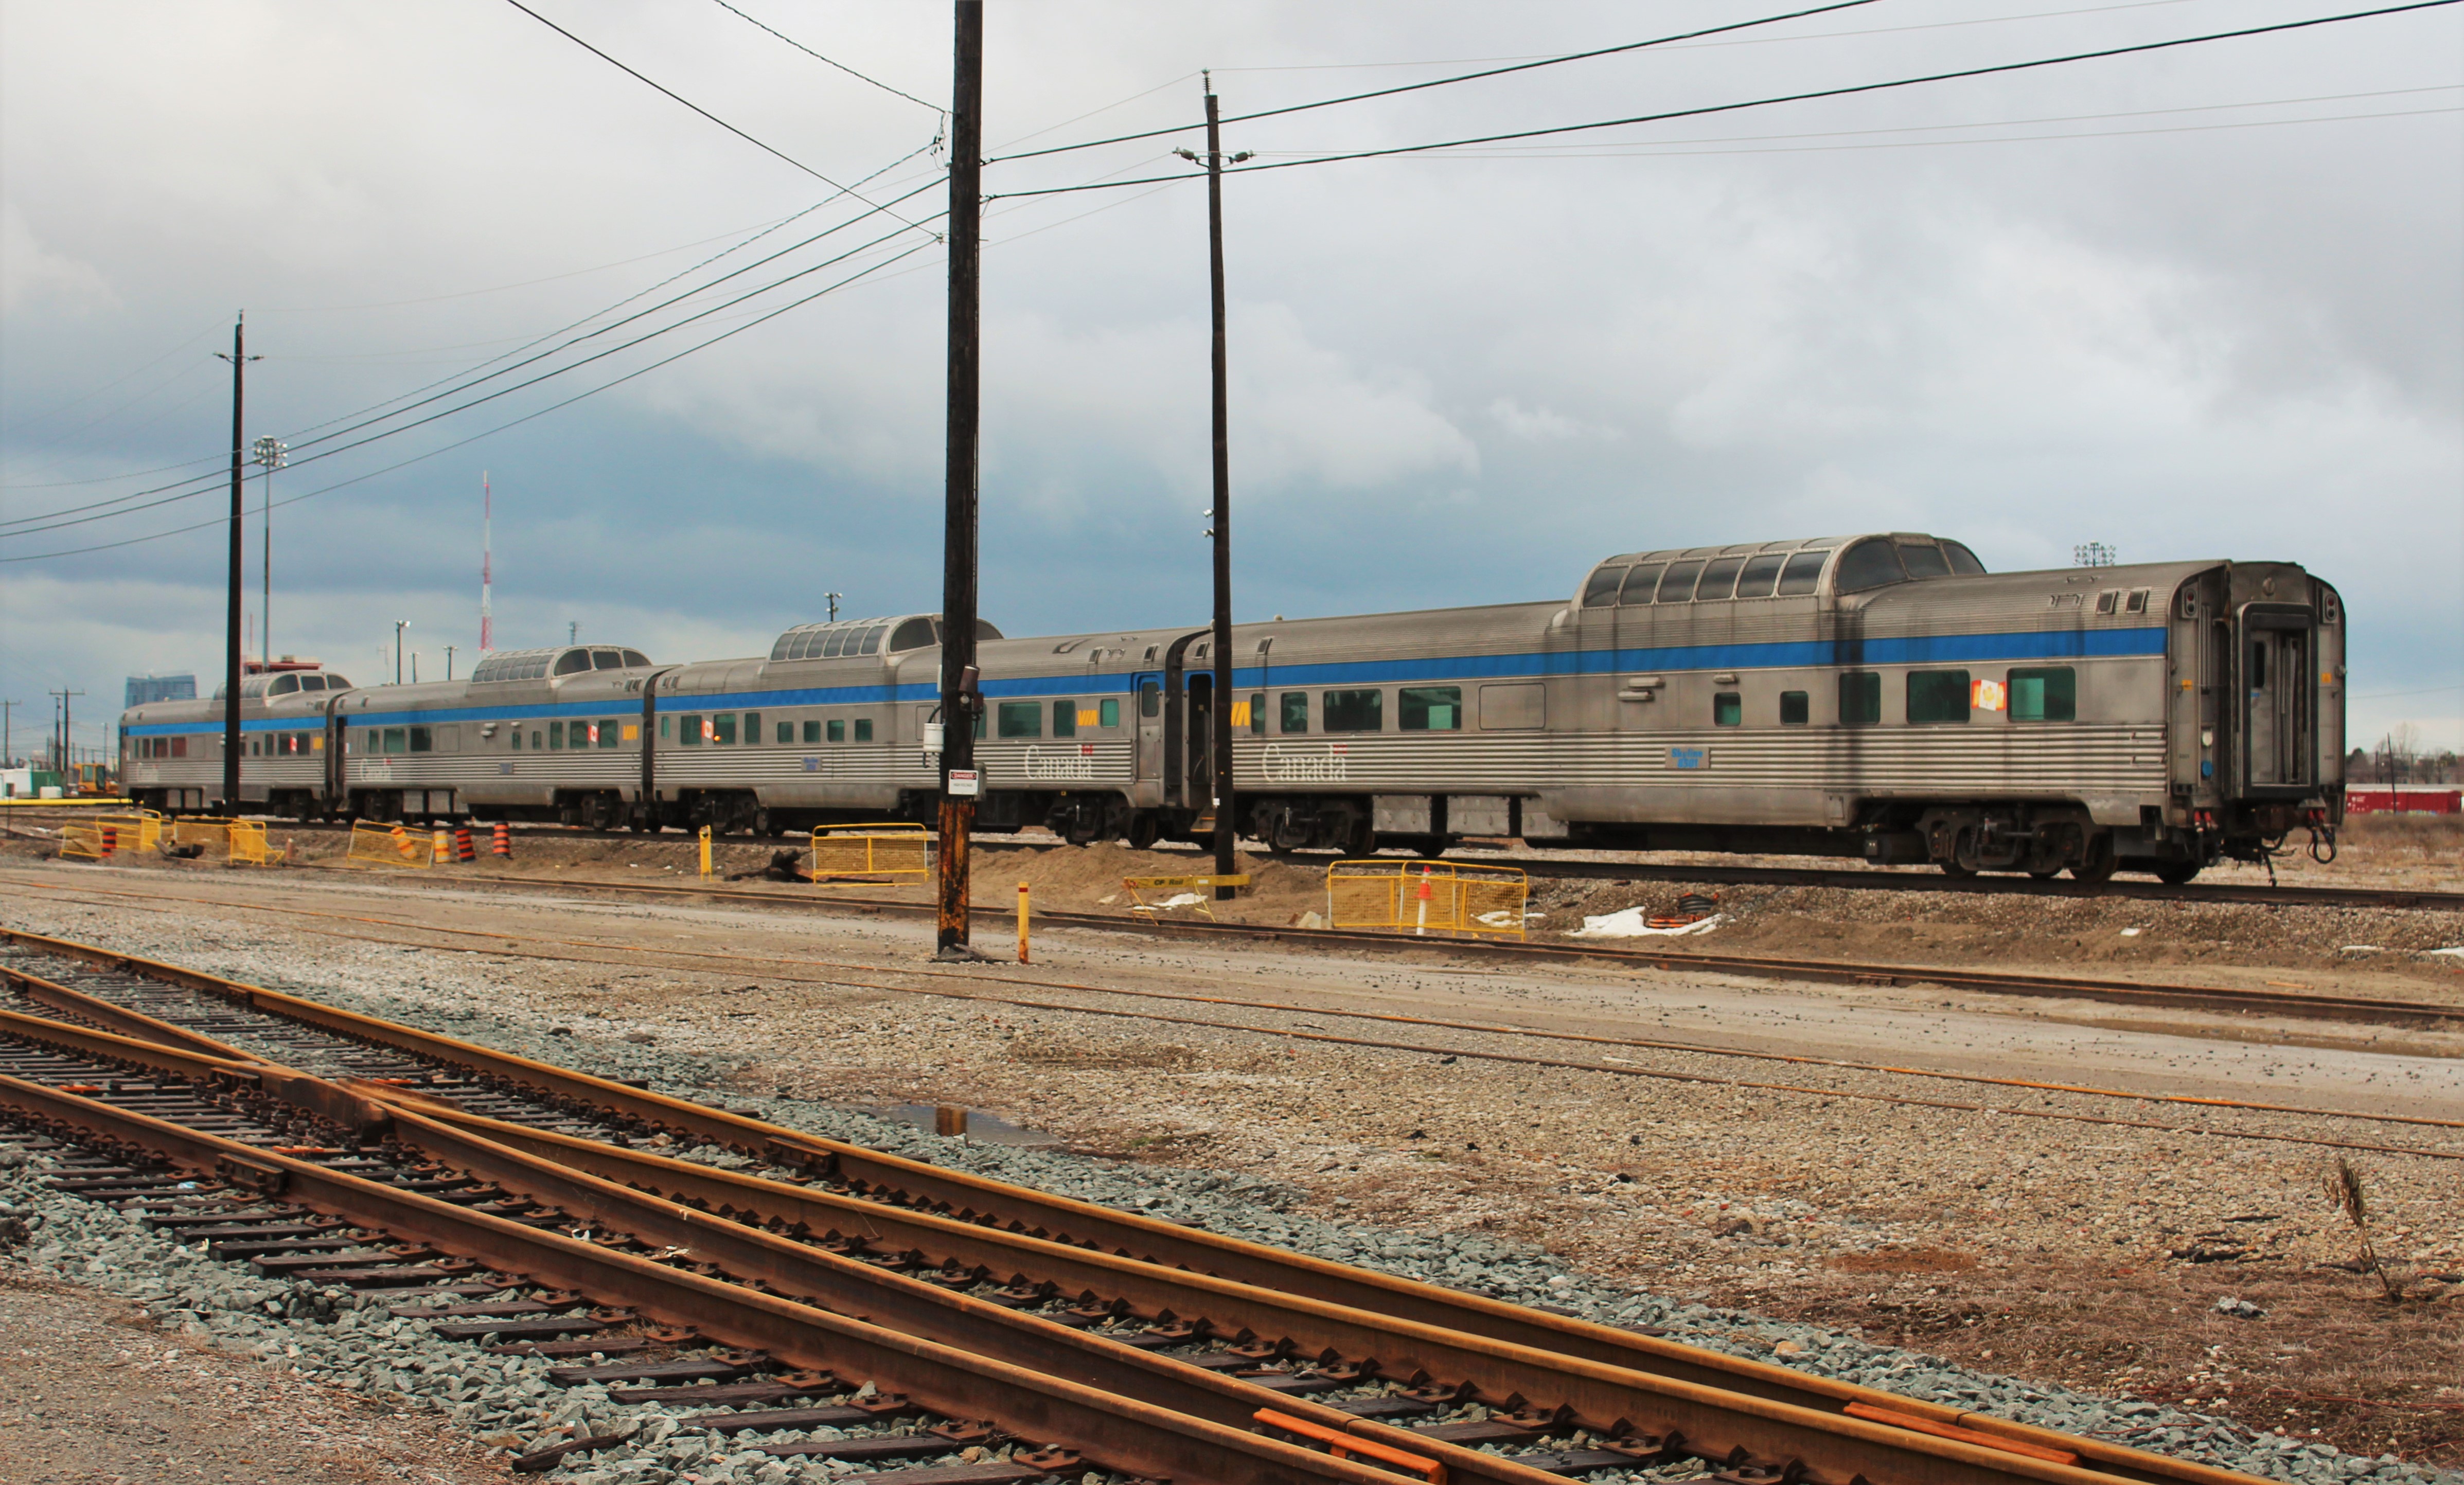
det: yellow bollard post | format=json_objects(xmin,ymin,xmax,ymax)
[
  {"xmin": 1017, "ymin": 881, "xmax": 1031, "ymax": 964},
  {"xmin": 698, "ymin": 825, "xmax": 713, "ymax": 881},
  {"xmin": 1413, "ymin": 863, "xmax": 1432, "ymax": 937},
  {"xmin": 431, "ymin": 828, "xmax": 449, "ymax": 865}
]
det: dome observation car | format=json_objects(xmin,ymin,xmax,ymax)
[
  {"xmin": 470, "ymin": 646, "xmax": 652, "ymax": 682},
  {"xmin": 768, "ymin": 615, "xmax": 1004, "ymax": 661}
]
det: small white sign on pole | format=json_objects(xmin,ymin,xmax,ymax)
[{"xmin": 946, "ymin": 768, "xmax": 981, "ymax": 798}]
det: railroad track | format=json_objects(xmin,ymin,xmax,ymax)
[
  {"xmin": 0, "ymin": 926, "xmax": 2276, "ymax": 1485},
  {"xmin": 13, "ymin": 810, "xmax": 2460, "ymax": 912},
  {"xmin": 219, "ymin": 863, "xmax": 2463, "ymax": 1031}
]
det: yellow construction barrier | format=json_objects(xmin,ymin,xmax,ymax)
[
  {"xmin": 58, "ymin": 822, "xmax": 107, "ymax": 860},
  {"xmin": 1123, "ymin": 873, "xmax": 1251, "ymax": 919},
  {"xmin": 810, "ymin": 822, "xmax": 929, "ymax": 883},
  {"xmin": 228, "ymin": 820, "xmax": 273, "ymax": 866},
  {"xmin": 1324, "ymin": 859, "xmax": 1530, "ymax": 939},
  {"xmin": 96, "ymin": 810, "xmax": 163, "ymax": 852},
  {"xmin": 346, "ymin": 819, "xmax": 433, "ymax": 869},
  {"xmin": 161, "ymin": 818, "xmax": 277, "ymax": 866}
]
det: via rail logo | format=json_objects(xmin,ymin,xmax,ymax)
[{"xmin": 1667, "ymin": 745, "xmax": 1711, "ymax": 771}]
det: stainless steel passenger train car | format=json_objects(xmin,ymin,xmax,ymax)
[{"xmin": 118, "ymin": 533, "xmax": 2343, "ymax": 880}]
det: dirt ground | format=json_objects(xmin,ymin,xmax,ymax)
[
  {"xmin": 9, "ymin": 812, "xmax": 2462, "ymax": 1002},
  {"xmin": 0, "ymin": 1267, "xmax": 506, "ymax": 1484},
  {"xmin": 3, "ymin": 861, "xmax": 2457, "ymax": 1468}
]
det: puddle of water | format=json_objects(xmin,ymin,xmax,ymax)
[{"xmin": 863, "ymin": 1102, "xmax": 1063, "ymax": 1147}]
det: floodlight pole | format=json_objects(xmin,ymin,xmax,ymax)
[
  {"xmin": 254, "ymin": 436, "xmax": 287, "ymax": 671},
  {"xmin": 935, "ymin": 0, "xmax": 985, "ymax": 960},
  {"xmin": 1203, "ymin": 82, "xmax": 1239, "ymax": 900}
]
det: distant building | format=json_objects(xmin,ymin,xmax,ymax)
[{"xmin": 125, "ymin": 673, "xmax": 196, "ymax": 707}]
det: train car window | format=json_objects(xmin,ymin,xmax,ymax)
[
  {"xmin": 998, "ymin": 701, "xmax": 1042, "ymax": 738},
  {"xmin": 1714, "ymin": 693, "xmax": 1742, "ymax": 726},
  {"xmin": 623, "ymin": 651, "xmax": 651, "ymax": 668},
  {"xmin": 1582, "ymin": 566, "xmax": 1628, "ymax": 607},
  {"xmin": 532, "ymin": 730, "xmax": 544, "ymax": 749},
  {"xmin": 1324, "ymin": 688, "xmax": 1383, "ymax": 732},
  {"xmin": 713, "ymin": 713, "xmax": 738, "ymax": 745},
  {"xmin": 1838, "ymin": 673, "xmax": 1882, "ymax": 726},
  {"xmin": 2008, "ymin": 668, "xmax": 2076, "ymax": 722},
  {"xmin": 1780, "ymin": 691, "xmax": 1809, "ymax": 724},
  {"xmin": 1897, "ymin": 543, "xmax": 1952, "ymax": 580},
  {"xmin": 294, "ymin": 675, "xmax": 322, "ymax": 691},
  {"xmin": 2125, "ymin": 588, "xmax": 2150, "ymax": 614},
  {"xmin": 2094, "ymin": 590, "xmax": 2119, "ymax": 615},
  {"xmin": 743, "ymin": 712, "xmax": 760, "ymax": 743},
  {"xmin": 590, "ymin": 650, "xmax": 621, "ymax": 669},
  {"xmin": 549, "ymin": 722, "xmax": 564, "ymax": 749},
  {"xmin": 803, "ymin": 720, "xmax": 821, "ymax": 743},
  {"xmin": 409, "ymin": 727, "xmax": 433, "ymax": 753},
  {"xmin": 382, "ymin": 728, "xmax": 407, "ymax": 755},
  {"xmin": 1239, "ymin": 693, "xmax": 1262, "ymax": 735},
  {"xmin": 1734, "ymin": 553, "xmax": 1786, "ymax": 599},
  {"xmin": 1777, "ymin": 550, "xmax": 1830, "ymax": 596},
  {"xmin": 1696, "ymin": 557, "xmax": 1745, "ymax": 600},
  {"xmin": 891, "ymin": 618, "xmax": 936, "ymax": 651},
  {"xmin": 509, "ymin": 728, "xmax": 522, "ymax": 750},
  {"xmin": 270, "ymin": 675, "xmax": 300, "ymax": 696},
  {"xmin": 827, "ymin": 719, "xmax": 845, "ymax": 743},
  {"xmin": 1615, "ymin": 563, "xmax": 1665, "ymax": 604},
  {"xmin": 1941, "ymin": 542, "xmax": 1987, "ymax": 576},
  {"xmin": 1399, "ymin": 686, "xmax": 1462, "ymax": 731},
  {"xmin": 1655, "ymin": 560, "xmax": 1705, "ymax": 603},
  {"xmin": 605, "ymin": 722, "xmax": 624, "ymax": 749},
  {"xmin": 855, "ymin": 719, "xmax": 874, "ymax": 743},
  {"xmin": 1834, "ymin": 539, "xmax": 1907, "ymax": 594},
  {"xmin": 1907, "ymin": 670, "xmax": 1972, "ymax": 724},
  {"xmin": 1053, "ymin": 701, "xmax": 1078, "ymax": 738},
  {"xmin": 1100, "ymin": 699, "xmax": 1121, "ymax": 728},
  {"xmin": 172, "ymin": 737, "xmax": 189, "ymax": 758},
  {"xmin": 679, "ymin": 714, "xmax": 703, "ymax": 746},
  {"xmin": 860, "ymin": 624, "xmax": 889, "ymax": 654},
  {"xmin": 659, "ymin": 717, "xmax": 671, "ymax": 740},
  {"xmin": 554, "ymin": 650, "xmax": 592, "ymax": 677},
  {"xmin": 1139, "ymin": 679, "xmax": 1161, "ymax": 718},
  {"xmin": 775, "ymin": 721, "xmax": 792, "ymax": 744},
  {"xmin": 1280, "ymin": 693, "xmax": 1309, "ymax": 733}
]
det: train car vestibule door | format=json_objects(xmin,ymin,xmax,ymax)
[
  {"xmin": 2242, "ymin": 607, "xmax": 2313, "ymax": 790},
  {"xmin": 1132, "ymin": 673, "xmax": 1163, "ymax": 781}
]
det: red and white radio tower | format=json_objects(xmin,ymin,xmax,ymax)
[{"xmin": 478, "ymin": 471, "xmax": 493, "ymax": 653}]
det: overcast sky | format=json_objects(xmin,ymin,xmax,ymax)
[{"xmin": 3, "ymin": 0, "xmax": 2459, "ymax": 757}]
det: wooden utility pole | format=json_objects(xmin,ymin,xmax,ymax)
[
  {"xmin": 214, "ymin": 316, "xmax": 257, "ymax": 811},
  {"xmin": 1199, "ymin": 81, "xmax": 1247, "ymax": 899},
  {"xmin": 935, "ymin": 0, "xmax": 985, "ymax": 959}
]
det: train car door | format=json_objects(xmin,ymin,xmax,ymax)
[
  {"xmin": 2241, "ymin": 604, "xmax": 2314, "ymax": 792},
  {"xmin": 1132, "ymin": 672, "xmax": 1163, "ymax": 783}
]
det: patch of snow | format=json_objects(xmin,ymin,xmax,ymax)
[{"xmin": 1569, "ymin": 908, "xmax": 1728, "ymax": 938}]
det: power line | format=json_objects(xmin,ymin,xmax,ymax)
[
  {"xmin": 0, "ymin": 197, "xmax": 944, "ymax": 541},
  {"xmin": 0, "ymin": 172, "xmax": 946, "ymax": 539},
  {"xmin": 987, "ymin": 0, "xmax": 2464, "ymax": 198},
  {"xmin": 1, "ymin": 238, "xmax": 942, "ymax": 566},
  {"xmin": 707, "ymin": 0, "xmax": 944, "ymax": 116},
  {"xmin": 501, "ymin": 0, "xmax": 935, "ymax": 237},
  {"xmin": 987, "ymin": 0, "xmax": 1883, "ymax": 165}
]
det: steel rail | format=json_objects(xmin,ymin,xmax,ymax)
[
  {"xmin": 0, "ymin": 927, "xmax": 2297, "ymax": 1480},
  {"xmin": 385, "ymin": 1093, "xmax": 2276, "ymax": 1485},
  {"xmin": 0, "ymin": 1069, "xmax": 1537, "ymax": 1485},
  {"xmin": 0, "ymin": 1007, "xmax": 2271, "ymax": 1485},
  {"xmin": 14, "ymin": 880, "xmax": 2458, "ymax": 1143},
  {"xmin": 31, "ymin": 811, "xmax": 2460, "ymax": 912}
]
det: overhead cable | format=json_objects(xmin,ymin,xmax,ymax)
[
  {"xmin": 986, "ymin": 0, "xmax": 1882, "ymax": 164},
  {"xmin": 502, "ymin": 0, "xmax": 935, "ymax": 238},
  {"xmin": 987, "ymin": 0, "xmax": 2464, "ymax": 197},
  {"xmin": 707, "ymin": 0, "xmax": 945, "ymax": 116}
]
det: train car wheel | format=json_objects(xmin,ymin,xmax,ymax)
[
  {"xmin": 2027, "ymin": 866, "xmax": 2063, "ymax": 880},
  {"xmin": 1937, "ymin": 857, "xmax": 1976, "ymax": 879},
  {"xmin": 2153, "ymin": 859, "xmax": 2201, "ymax": 885},
  {"xmin": 1125, "ymin": 812, "xmax": 1161, "ymax": 850},
  {"xmin": 2069, "ymin": 834, "xmax": 2118, "ymax": 882}
]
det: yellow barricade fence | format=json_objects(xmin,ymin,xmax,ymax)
[
  {"xmin": 347, "ymin": 819, "xmax": 434, "ymax": 869},
  {"xmin": 1324, "ymin": 859, "xmax": 1530, "ymax": 939},
  {"xmin": 228, "ymin": 820, "xmax": 273, "ymax": 866},
  {"xmin": 96, "ymin": 810, "xmax": 163, "ymax": 852},
  {"xmin": 810, "ymin": 822, "xmax": 930, "ymax": 882},
  {"xmin": 171, "ymin": 818, "xmax": 233, "ymax": 851},
  {"xmin": 58, "ymin": 822, "xmax": 106, "ymax": 860}
]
